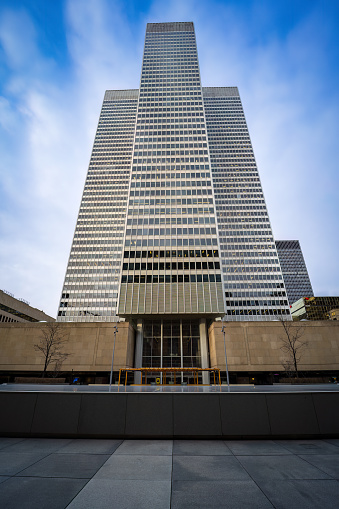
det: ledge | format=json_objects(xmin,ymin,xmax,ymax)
[{"xmin": 0, "ymin": 391, "xmax": 338, "ymax": 438}]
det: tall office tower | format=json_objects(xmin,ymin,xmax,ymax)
[
  {"xmin": 58, "ymin": 21, "xmax": 290, "ymax": 345},
  {"xmin": 59, "ymin": 90, "xmax": 138, "ymax": 321},
  {"xmin": 275, "ymin": 240, "xmax": 314, "ymax": 305},
  {"xmin": 203, "ymin": 87, "xmax": 290, "ymax": 320}
]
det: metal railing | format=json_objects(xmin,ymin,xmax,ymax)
[{"xmin": 118, "ymin": 367, "xmax": 221, "ymax": 386}]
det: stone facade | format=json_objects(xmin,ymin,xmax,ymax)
[
  {"xmin": 209, "ymin": 320, "xmax": 339, "ymax": 372},
  {"xmin": 0, "ymin": 322, "xmax": 134, "ymax": 374},
  {"xmin": 1, "ymin": 320, "xmax": 339, "ymax": 378}
]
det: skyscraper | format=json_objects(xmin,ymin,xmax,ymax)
[
  {"xmin": 58, "ymin": 22, "xmax": 290, "ymax": 336},
  {"xmin": 275, "ymin": 240, "xmax": 314, "ymax": 305}
]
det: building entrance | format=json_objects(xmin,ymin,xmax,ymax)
[{"xmin": 142, "ymin": 319, "xmax": 202, "ymax": 383}]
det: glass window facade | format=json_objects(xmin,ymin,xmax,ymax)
[
  {"xmin": 203, "ymin": 88, "xmax": 290, "ymax": 320},
  {"xmin": 275, "ymin": 240, "xmax": 314, "ymax": 305},
  {"xmin": 291, "ymin": 296, "xmax": 339, "ymax": 321},
  {"xmin": 58, "ymin": 90, "xmax": 138, "ymax": 321}
]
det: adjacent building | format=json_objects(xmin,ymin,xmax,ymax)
[
  {"xmin": 329, "ymin": 309, "xmax": 339, "ymax": 320},
  {"xmin": 0, "ymin": 289, "xmax": 54, "ymax": 323},
  {"xmin": 57, "ymin": 22, "xmax": 291, "ymax": 379},
  {"xmin": 291, "ymin": 296, "xmax": 339, "ymax": 321},
  {"xmin": 275, "ymin": 240, "xmax": 313, "ymax": 305}
]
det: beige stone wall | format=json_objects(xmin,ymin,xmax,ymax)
[
  {"xmin": 1, "ymin": 320, "xmax": 339, "ymax": 374},
  {"xmin": 0, "ymin": 322, "xmax": 134, "ymax": 373},
  {"xmin": 209, "ymin": 320, "xmax": 339, "ymax": 372}
]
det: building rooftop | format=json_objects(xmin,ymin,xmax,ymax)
[{"xmin": 0, "ymin": 290, "xmax": 55, "ymax": 323}]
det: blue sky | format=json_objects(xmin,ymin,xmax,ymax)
[{"xmin": 0, "ymin": 0, "xmax": 338, "ymax": 317}]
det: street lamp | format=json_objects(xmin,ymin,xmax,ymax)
[
  {"xmin": 109, "ymin": 324, "xmax": 118, "ymax": 392},
  {"xmin": 221, "ymin": 321, "xmax": 230, "ymax": 392}
]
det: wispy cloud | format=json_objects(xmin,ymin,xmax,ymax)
[{"xmin": 0, "ymin": 0, "xmax": 338, "ymax": 316}]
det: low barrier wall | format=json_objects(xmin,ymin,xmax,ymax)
[{"xmin": 1, "ymin": 392, "xmax": 338, "ymax": 438}]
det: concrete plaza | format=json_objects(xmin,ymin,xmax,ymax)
[{"xmin": 0, "ymin": 437, "xmax": 339, "ymax": 508}]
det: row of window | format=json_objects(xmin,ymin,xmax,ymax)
[
  {"xmin": 224, "ymin": 282, "xmax": 285, "ymax": 291},
  {"xmin": 127, "ymin": 213, "xmax": 214, "ymax": 224},
  {"xmin": 0, "ymin": 314, "xmax": 19, "ymax": 322},
  {"xmin": 58, "ymin": 310, "xmax": 117, "ymax": 317},
  {"xmin": 65, "ymin": 275, "xmax": 120, "ymax": 282},
  {"xmin": 131, "ymin": 173, "xmax": 210, "ymax": 180},
  {"xmin": 124, "ymin": 237, "xmax": 218, "ymax": 247},
  {"xmin": 224, "ymin": 258, "xmax": 279, "ymax": 266},
  {"xmin": 130, "ymin": 180, "xmax": 211, "ymax": 187},
  {"xmin": 127, "ymin": 209, "xmax": 214, "ymax": 218},
  {"xmin": 139, "ymin": 92, "xmax": 202, "ymax": 98},
  {"xmin": 62, "ymin": 283, "xmax": 118, "ymax": 294},
  {"xmin": 226, "ymin": 309, "xmax": 290, "ymax": 316},
  {"xmin": 129, "ymin": 188, "xmax": 213, "ymax": 196},
  {"xmin": 126, "ymin": 227, "xmax": 216, "ymax": 237},
  {"xmin": 226, "ymin": 299, "xmax": 288, "ymax": 307},
  {"xmin": 221, "ymin": 251, "xmax": 276, "ymax": 259},
  {"xmin": 135, "ymin": 128, "xmax": 206, "ymax": 136},
  {"xmin": 60, "ymin": 301, "xmax": 117, "ymax": 308},
  {"xmin": 124, "ymin": 249, "xmax": 219, "ymax": 259},
  {"xmin": 122, "ymin": 261, "xmax": 220, "ymax": 271},
  {"xmin": 224, "ymin": 266, "xmax": 281, "ymax": 273},
  {"xmin": 224, "ymin": 273, "xmax": 282, "ymax": 281},
  {"xmin": 122, "ymin": 274, "xmax": 222, "ymax": 283},
  {"xmin": 73, "ymin": 239, "xmax": 124, "ymax": 245},
  {"xmin": 225, "ymin": 289, "xmax": 285, "ymax": 298},
  {"xmin": 81, "ymin": 194, "xmax": 128, "ymax": 202},
  {"xmin": 61, "ymin": 292, "xmax": 118, "ymax": 300}
]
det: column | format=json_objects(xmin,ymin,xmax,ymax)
[
  {"xmin": 199, "ymin": 318, "xmax": 210, "ymax": 385},
  {"xmin": 134, "ymin": 319, "xmax": 143, "ymax": 384}
]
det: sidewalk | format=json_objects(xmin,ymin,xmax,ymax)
[{"xmin": 0, "ymin": 437, "xmax": 338, "ymax": 508}]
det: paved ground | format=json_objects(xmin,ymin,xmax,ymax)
[
  {"xmin": 2, "ymin": 383, "xmax": 339, "ymax": 392},
  {"xmin": 0, "ymin": 438, "xmax": 339, "ymax": 508}
]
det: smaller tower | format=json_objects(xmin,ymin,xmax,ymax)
[{"xmin": 275, "ymin": 240, "xmax": 314, "ymax": 305}]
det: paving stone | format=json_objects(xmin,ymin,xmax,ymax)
[
  {"xmin": 237, "ymin": 455, "xmax": 331, "ymax": 480},
  {"xmin": 171, "ymin": 480, "xmax": 274, "ymax": 508},
  {"xmin": 18, "ymin": 453, "xmax": 110, "ymax": 478},
  {"xmin": 276, "ymin": 439, "xmax": 339, "ymax": 455},
  {"xmin": 324, "ymin": 439, "xmax": 339, "ymax": 448},
  {"xmin": 94, "ymin": 454, "xmax": 172, "ymax": 480},
  {"xmin": 225, "ymin": 440, "xmax": 291, "ymax": 456},
  {"xmin": 299, "ymin": 455, "xmax": 339, "ymax": 479},
  {"xmin": 66, "ymin": 479, "xmax": 171, "ymax": 509},
  {"xmin": 0, "ymin": 438, "xmax": 25, "ymax": 451},
  {"xmin": 0, "ymin": 452, "xmax": 49, "ymax": 476},
  {"xmin": 0, "ymin": 476, "xmax": 87, "ymax": 509},
  {"xmin": 114, "ymin": 439, "xmax": 173, "ymax": 455},
  {"xmin": 173, "ymin": 455, "xmax": 250, "ymax": 481},
  {"xmin": 174, "ymin": 440, "xmax": 232, "ymax": 456},
  {"xmin": 257, "ymin": 479, "xmax": 339, "ymax": 509},
  {"xmin": 58, "ymin": 439, "xmax": 122, "ymax": 454},
  {"xmin": 3, "ymin": 438, "xmax": 72, "ymax": 454}
]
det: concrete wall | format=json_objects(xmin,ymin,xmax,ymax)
[
  {"xmin": 0, "ymin": 322, "xmax": 135, "ymax": 373},
  {"xmin": 1, "ymin": 320, "xmax": 339, "ymax": 374},
  {"xmin": 209, "ymin": 320, "xmax": 339, "ymax": 372},
  {"xmin": 0, "ymin": 391, "xmax": 338, "ymax": 438}
]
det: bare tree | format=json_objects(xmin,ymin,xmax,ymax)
[
  {"xmin": 34, "ymin": 323, "xmax": 70, "ymax": 377},
  {"xmin": 281, "ymin": 359, "xmax": 294, "ymax": 378},
  {"xmin": 279, "ymin": 318, "xmax": 308, "ymax": 378}
]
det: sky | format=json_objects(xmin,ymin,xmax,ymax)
[{"xmin": 0, "ymin": 0, "xmax": 338, "ymax": 318}]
